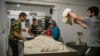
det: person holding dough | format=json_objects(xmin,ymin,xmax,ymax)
[{"xmin": 63, "ymin": 6, "xmax": 100, "ymax": 56}]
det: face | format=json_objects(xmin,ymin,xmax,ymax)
[
  {"xmin": 49, "ymin": 24, "xmax": 55, "ymax": 29},
  {"xmin": 33, "ymin": 20, "xmax": 37, "ymax": 25},
  {"xmin": 87, "ymin": 10, "xmax": 94, "ymax": 17},
  {"xmin": 20, "ymin": 16, "xmax": 27, "ymax": 22}
]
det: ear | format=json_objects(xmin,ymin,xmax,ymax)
[{"xmin": 92, "ymin": 12, "xmax": 95, "ymax": 16}]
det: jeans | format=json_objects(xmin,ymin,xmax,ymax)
[{"xmin": 9, "ymin": 39, "xmax": 19, "ymax": 56}]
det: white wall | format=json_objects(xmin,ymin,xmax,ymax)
[
  {"xmin": 5, "ymin": 0, "xmax": 100, "ymax": 7},
  {"xmin": 5, "ymin": 0, "xmax": 100, "ymax": 44},
  {"xmin": 6, "ymin": 3, "xmax": 53, "ymax": 16}
]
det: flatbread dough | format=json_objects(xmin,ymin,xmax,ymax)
[
  {"xmin": 62, "ymin": 8, "xmax": 73, "ymax": 25},
  {"xmin": 24, "ymin": 35, "xmax": 70, "ymax": 54}
]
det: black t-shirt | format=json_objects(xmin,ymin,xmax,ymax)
[{"xmin": 31, "ymin": 24, "xmax": 37, "ymax": 35}]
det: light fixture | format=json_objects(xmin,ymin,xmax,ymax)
[{"xmin": 17, "ymin": 4, "xmax": 20, "ymax": 7}]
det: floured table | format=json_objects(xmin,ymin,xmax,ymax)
[{"xmin": 23, "ymin": 35, "xmax": 77, "ymax": 56}]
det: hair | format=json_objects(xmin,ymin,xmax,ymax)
[
  {"xmin": 19, "ymin": 12, "xmax": 27, "ymax": 17},
  {"xmin": 88, "ymin": 6, "xmax": 99, "ymax": 16},
  {"xmin": 11, "ymin": 18, "xmax": 15, "ymax": 24},
  {"xmin": 33, "ymin": 18, "xmax": 37, "ymax": 22}
]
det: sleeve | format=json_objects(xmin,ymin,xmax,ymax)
[
  {"xmin": 82, "ymin": 17, "xmax": 90, "ymax": 24},
  {"xmin": 52, "ymin": 27, "xmax": 60, "ymax": 40},
  {"xmin": 29, "ymin": 25, "xmax": 32, "ymax": 30},
  {"xmin": 12, "ymin": 21, "xmax": 21, "ymax": 33}
]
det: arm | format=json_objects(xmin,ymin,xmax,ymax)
[
  {"xmin": 28, "ymin": 26, "xmax": 35, "ymax": 37},
  {"xmin": 13, "ymin": 31, "xmax": 26, "ymax": 41},
  {"xmin": 69, "ymin": 11, "xmax": 88, "ymax": 28},
  {"xmin": 75, "ymin": 20, "xmax": 87, "ymax": 29},
  {"xmin": 69, "ymin": 11, "xmax": 84, "ymax": 22},
  {"xmin": 22, "ymin": 29, "xmax": 26, "ymax": 32},
  {"xmin": 52, "ymin": 32, "xmax": 59, "ymax": 40},
  {"xmin": 52, "ymin": 28, "xmax": 60, "ymax": 40},
  {"xmin": 41, "ymin": 30, "xmax": 46, "ymax": 35},
  {"xmin": 12, "ymin": 21, "xmax": 27, "ymax": 41}
]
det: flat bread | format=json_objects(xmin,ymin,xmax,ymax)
[
  {"xmin": 62, "ymin": 8, "xmax": 72, "ymax": 25},
  {"xmin": 24, "ymin": 35, "xmax": 70, "ymax": 54}
]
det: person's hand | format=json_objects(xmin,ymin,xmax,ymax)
[
  {"xmin": 22, "ymin": 37, "xmax": 27, "ymax": 41},
  {"xmin": 32, "ymin": 35, "xmax": 35, "ymax": 39},
  {"xmin": 74, "ymin": 19, "xmax": 77, "ymax": 23},
  {"xmin": 22, "ymin": 29, "xmax": 26, "ymax": 32},
  {"xmin": 41, "ymin": 30, "xmax": 46, "ymax": 35},
  {"xmin": 49, "ymin": 36, "xmax": 53, "ymax": 38},
  {"xmin": 44, "ymin": 34, "xmax": 52, "ymax": 38}
]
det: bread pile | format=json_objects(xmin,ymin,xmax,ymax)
[{"xmin": 24, "ymin": 35, "xmax": 70, "ymax": 54}]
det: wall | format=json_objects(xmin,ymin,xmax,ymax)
[
  {"xmin": 6, "ymin": 3, "xmax": 53, "ymax": 16},
  {"xmin": 5, "ymin": 0, "xmax": 100, "ymax": 44},
  {"xmin": 0, "ymin": 0, "xmax": 8, "ymax": 56},
  {"xmin": 5, "ymin": 0, "xmax": 100, "ymax": 8}
]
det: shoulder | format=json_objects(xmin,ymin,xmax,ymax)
[
  {"xmin": 13, "ymin": 20, "xmax": 20, "ymax": 24},
  {"xmin": 54, "ymin": 26, "xmax": 60, "ymax": 31},
  {"xmin": 93, "ymin": 16, "xmax": 100, "ymax": 20},
  {"xmin": 31, "ymin": 24, "xmax": 36, "ymax": 27},
  {"xmin": 83, "ymin": 17, "xmax": 90, "ymax": 20},
  {"xmin": 55, "ymin": 26, "xmax": 59, "ymax": 29},
  {"xmin": 12, "ymin": 20, "xmax": 18, "ymax": 25},
  {"xmin": 82, "ymin": 17, "xmax": 91, "ymax": 23}
]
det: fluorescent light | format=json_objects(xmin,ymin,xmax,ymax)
[{"xmin": 17, "ymin": 4, "xmax": 20, "ymax": 7}]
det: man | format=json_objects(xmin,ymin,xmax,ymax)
[
  {"xmin": 28, "ymin": 18, "xmax": 37, "ymax": 40},
  {"xmin": 9, "ymin": 12, "xmax": 27, "ymax": 56},
  {"xmin": 68, "ymin": 6, "xmax": 100, "ymax": 56}
]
